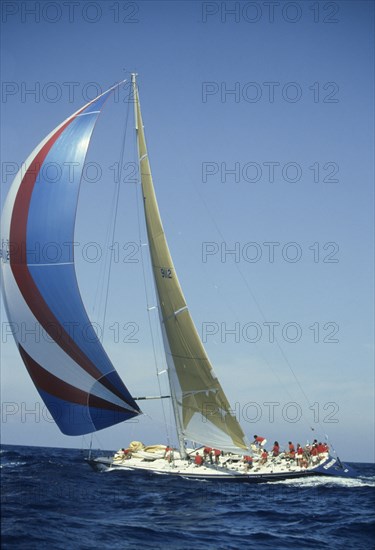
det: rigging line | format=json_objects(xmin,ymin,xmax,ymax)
[
  {"xmin": 141, "ymin": 412, "xmax": 179, "ymax": 433},
  {"xmin": 92, "ymin": 182, "xmax": 118, "ymax": 327},
  {"xmin": 212, "ymin": 282, "xmax": 303, "ymax": 407},
  {"xmin": 136, "ymin": 185, "xmax": 171, "ymax": 446},
  {"xmin": 90, "ymin": 431, "xmax": 105, "ymax": 452},
  {"xmin": 209, "ymin": 279, "xmax": 315, "ymax": 434},
  {"xmin": 138, "ymin": 185, "xmax": 288, "ymax": 417},
  {"xmin": 101, "ymin": 92, "xmax": 131, "ymax": 334},
  {"xmin": 192, "ymin": 183, "xmax": 326, "ymax": 433},
  {"xmin": 133, "ymin": 110, "xmax": 171, "ymax": 446},
  {"xmin": 85, "ymin": 83, "xmax": 129, "ymax": 329}
]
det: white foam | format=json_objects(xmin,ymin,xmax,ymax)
[
  {"xmin": 0, "ymin": 461, "xmax": 27, "ymax": 468},
  {"xmin": 268, "ymin": 475, "xmax": 375, "ymax": 488}
]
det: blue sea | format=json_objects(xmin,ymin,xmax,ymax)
[{"xmin": 1, "ymin": 445, "xmax": 374, "ymax": 549}]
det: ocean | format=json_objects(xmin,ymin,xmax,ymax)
[{"xmin": 1, "ymin": 445, "xmax": 374, "ymax": 549}]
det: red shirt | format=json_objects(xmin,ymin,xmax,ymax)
[
  {"xmin": 297, "ymin": 447, "xmax": 303, "ymax": 455},
  {"xmin": 261, "ymin": 451, "xmax": 268, "ymax": 459},
  {"xmin": 244, "ymin": 455, "xmax": 253, "ymax": 462},
  {"xmin": 255, "ymin": 436, "xmax": 265, "ymax": 443},
  {"xmin": 272, "ymin": 445, "xmax": 279, "ymax": 455},
  {"xmin": 204, "ymin": 447, "xmax": 212, "ymax": 454},
  {"xmin": 214, "ymin": 449, "xmax": 221, "ymax": 457},
  {"xmin": 289, "ymin": 443, "xmax": 295, "ymax": 452},
  {"xmin": 194, "ymin": 455, "xmax": 203, "ymax": 465}
]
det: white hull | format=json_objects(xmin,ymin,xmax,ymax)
[{"xmin": 87, "ymin": 451, "xmax": 353, "ymax": 482}]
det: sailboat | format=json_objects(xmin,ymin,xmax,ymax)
[{"xmin": 1, "ymin": 75, "xmax": 355, "ymax": 481}]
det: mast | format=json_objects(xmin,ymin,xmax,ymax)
[
  {"xmin": 131, "ymin": 74, "xmax": 187, "ymax": 458},
  {"xmin": 131, "ymin": 74, "xmax": 248, "ymax": 456}
]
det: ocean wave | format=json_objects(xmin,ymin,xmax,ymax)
[{"xmin": 1, "ymin": 445, "xmax": 374, "ymax": 550}]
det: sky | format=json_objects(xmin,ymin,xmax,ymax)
[{"xmin": 1, "ymin": 0, "xmax": 374, "ymax": 462}]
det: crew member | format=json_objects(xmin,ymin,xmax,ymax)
[
  {"xmin": 243, "ymin": 455, "xmax": 253, "ymax": 470},
  {"xmin": 214, "ymin": 449, "xmax": 221, "ymax": 465},
  {"xmin": 194, "ymin": 452, "xmax": 203, "ymax": 466},
  {"xmin": 253, "ymin": 435, "xmax": 266, "ymax": 447},
  {"xmin": 260, "ymin": 449, "xmax": 268, "ymax": 465},
  {"xmin": 272, "ymin": 441, "xmax": 280, "ymax": 457},
  {"xmin": 287, "ymin": 441, "xmax": 295, "ymax": 459},
  {"xmin": 296, "ymin": 444, "xmax": 303, "ymax": 466}
]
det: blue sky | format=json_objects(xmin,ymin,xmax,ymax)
[{"xmin": 1, "ymin": 1, "xmax": 374, "ymax": 462}]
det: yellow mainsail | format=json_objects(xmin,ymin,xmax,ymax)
[{"xmin": 132, "ymin": 75, "xmax": 247, "ymax": 454}]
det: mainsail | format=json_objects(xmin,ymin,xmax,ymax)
[
  {"xmin": 1, "ymin": 83, "xmax": 141, "ymax": 435},
  {"xmin": 132, "ymin": 75, "xmax": 247, "ymax": 453}
]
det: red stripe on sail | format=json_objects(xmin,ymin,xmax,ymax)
[
  {"xmin": 19, "ymin": 345, "xmax": 131, "ymax": 413},
  {"xmin": 9, "ymin": 101, "xmax": 135, "ymax": 408},
  {"xmin": 10, "ymin": 110, "xmax": 84, "ymax": 265}
]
